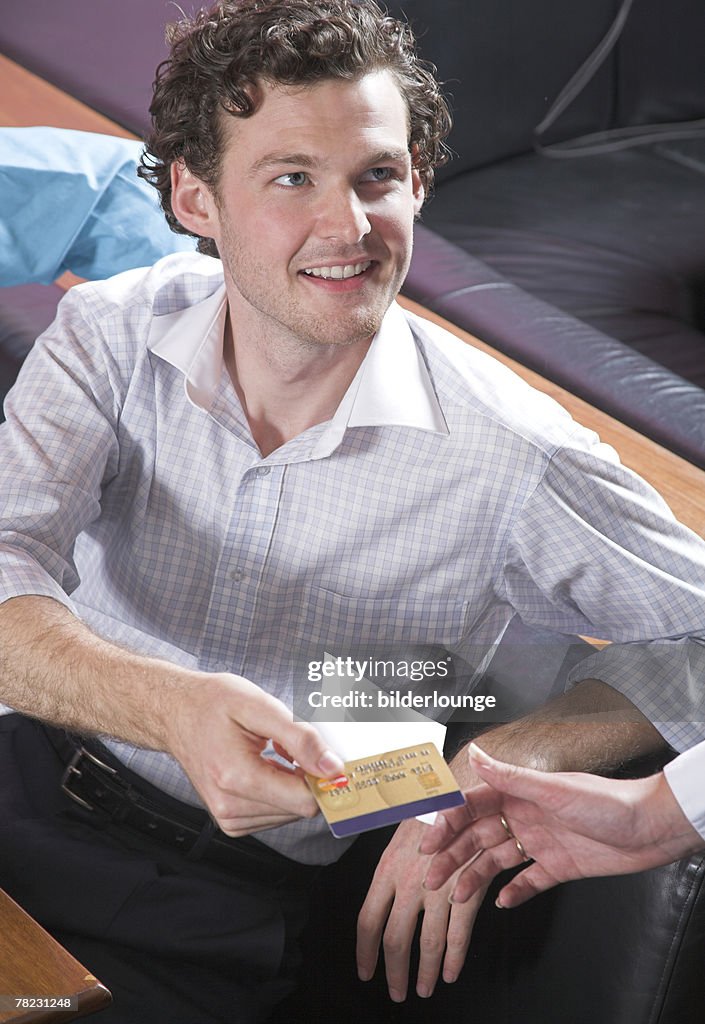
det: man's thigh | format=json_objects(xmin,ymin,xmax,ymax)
[{"xmin": 0, "ymin": 713, "xmax": 309, "ymax": 1024}]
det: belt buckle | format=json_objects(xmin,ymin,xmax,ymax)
[{"xmin": 61, "ymin": 745, "xmax": 118, "ymax": 811}]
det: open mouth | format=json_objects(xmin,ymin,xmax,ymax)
[{"xmin": 301, "ymin": 260, "xmax": 373, "ymax": 281}]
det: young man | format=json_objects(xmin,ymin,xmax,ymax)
[{"xmin": 1, "ymin": 1, "xmax": 704, "ymax": 1020}]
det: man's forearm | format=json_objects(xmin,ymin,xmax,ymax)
[
  {"xmin": 0, "ymin": 594, "xmax": 191, "ymax": 750},
  {"xmin": 0, "ymin": 594, "xmax": 345, "ymax": 834},
  {"xmin": 450, "ymin": 679, "xmax": 668, "ymax": 785}
]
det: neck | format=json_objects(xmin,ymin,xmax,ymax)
[{"xmin": 224, "ymin": 312, "xmax": 373, "ymax": 458}]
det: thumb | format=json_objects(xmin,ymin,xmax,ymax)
[
  {"xmin": 276, "ymin": 718, "xmax": 346, "ymax": 779},
  {"xmin": 234, "ymin": 679, "xmax": 345, "ymax": 779}
]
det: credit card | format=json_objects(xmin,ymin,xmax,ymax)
[{"xmin": 306, "ymin": 742, "xmax": 464, "ymax": 838}]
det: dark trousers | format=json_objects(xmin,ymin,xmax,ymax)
[{"xmin": 0, "ymin": 713, "xmax": 319, "ymax": 1024}]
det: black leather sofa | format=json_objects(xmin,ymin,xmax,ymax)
[
  {"xmin": 391, "ymin": 0, "xmax": 705, "ymax": 469},
  {"xmin": 2, "ymin": 3, "xmax": 705, "ymax": 1022},
  {"xmin": 275, "ymin": 823, "xmax": 705, "ymax": 1024}
]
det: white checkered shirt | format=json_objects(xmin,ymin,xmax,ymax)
[{"xmin": 2, "ymin": 252, "xmax": 705, "ymax": 862}]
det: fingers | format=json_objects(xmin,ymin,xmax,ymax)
[
  {"xmin": 495, "ymin": 862, "xmax": 559, "ymax": 908},
  {"xmin": 422, "ymin": 811, "xmax": 513, "ymax": 890},
  {"xmin": 415, "ymin": 889, "xmax": 481, "ymax": 995},
  {"xmin": 419, "ymin": 783, "xmax": 504, "ymax": 855},
  {"xmin": 356, "ymin": 878, "xmax": 393, "ymax": 987},
  {"xmin": 442, "ymin": 893, "xmax": 481, "ymax": 984},
  {"xmin": 357, "ymin": 819, "xmax": 480, "ymax": 1004},
  {"xmin": 359, "ymin": 864, "xmax": 481, "ymax": 1001},
  {"xmin": 217, "ymin": 810, "xmax": 297, "ymax": 837},
  {"xmin": 168, "ymin": 672, "xmax": 346, "ymax": 836},
  {"xmin": 357, "ymin": 820, "xmax": 426, "ymax": 1002},
  {"xmin": 468, "ymin": 743, "xmax": 557, "ymax": 804},
  {"xmin": 206, "ymin": 675, "xmax": 345, "ymax": 821},
  {"xmin": 207, "ymin": 772, "xmax": 302, "ymax": 835},
  {"xmin": 380, "ymin": 897, "xmax": 418, "ymax": 1002},
  {"xmin": 449, "ymin": 840, "xmax": 530, "ymax": 904},
  {"xmin": 413, "ymin": 887, "xmax": 451, "ymax": 997},
  {"xmin": 202, "ymin": 738, "xmax": 318, "ymax": 821},
  {"xmin": 172, "ymin": 671, "xmax": 346, "ymax": 831},
  {"xmin": 232, "ymin": 677, "xmax": 345, "ymax": 779}
]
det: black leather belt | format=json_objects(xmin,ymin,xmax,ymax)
[{"xmin": 45, "ymin": 726, "xmax": 319, "ymax": 888}]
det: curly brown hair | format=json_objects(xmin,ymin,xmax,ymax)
[{"xmin": 138, "ymin": 0, "xmax": 452, "ymax": 256}]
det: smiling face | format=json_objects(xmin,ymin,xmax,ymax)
[{"xmin": 172, "ymin": 71, "xmax": 424, "ymax": 353}]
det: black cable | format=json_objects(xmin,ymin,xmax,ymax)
[{"xmin": 534, "ymin": 0, "xmax": 705, "ymax": 158}]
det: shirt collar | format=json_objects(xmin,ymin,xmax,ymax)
[
  {"xmin": 147, "ymin": 285, "xmax": 448, "ymax": 448},
  {"xmin": 310, "ymin": 301, "xmax": 448, "ymax": 458},
  {"xmin": 147, "ymin": 283, "xmax": 228, "ymax": 412}
]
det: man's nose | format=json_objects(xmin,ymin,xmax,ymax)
[{"xmin": 315, "ymin": 187, "xmax": 371, "ymax": 244}]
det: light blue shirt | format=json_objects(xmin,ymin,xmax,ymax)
[
  {"xmin": 0, "ymin": 127, "xmax": 195, "ymax": 286},
  {"xmin": 2, "ymin": 251, "xmax": 705, "ymax": 862}
]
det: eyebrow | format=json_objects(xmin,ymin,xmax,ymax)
[
  {"xmin": 248, "ymin": 147, "xmax": 411, "ymax": 177},
  {"xmin": 366, "ymin": 148, "xmax": 412, "ymax": 167},
  {"xmin": 248, "ymin": 153, "xmax": 317, "ymax": 177}
]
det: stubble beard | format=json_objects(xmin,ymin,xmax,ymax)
[{"xmin": 218, "ymin": 222, "xmax": 397, "ymax": 353}]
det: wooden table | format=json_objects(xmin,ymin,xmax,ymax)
[
  {"xmin": 0, "ymin": 54, "xmax": 133, "ymax": 136},
  {"xmin": 0, "ymin": 889, "xmax": 110, "ymax": 1023}
]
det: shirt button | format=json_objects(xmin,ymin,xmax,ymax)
[
  {"xmin": 229, "ymin": 567, "xmax": 245, "ymax": 582},
  {"xmin": 255, "ymin": 466, "xmax": 271, "ymax": 477}
]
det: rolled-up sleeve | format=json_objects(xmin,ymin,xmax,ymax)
[
  {"xmin": 503, "ymin": 436, "xmax": 705, "ymax": 750},
  {"xmin": 0, "ymin": 286, "xmax": 123, "ymax": 608}
]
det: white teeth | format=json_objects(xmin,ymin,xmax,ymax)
[{"xmin": 303, "ymin": 261, "xmax": 372, "ymax": 280}]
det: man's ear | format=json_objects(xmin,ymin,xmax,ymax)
[
  {"xmin": 411, "ymin": 169, "xmax": 425, "ymax": 217},
  {"xmin": 410, "ymin": 144, "xmax": 425, "ymax": 217},
  {"xmin": 170, "ymin": 159, "xmax": 219, "ymax": 237}
]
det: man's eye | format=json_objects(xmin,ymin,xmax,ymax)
[
  {"xmin": 361, "ymin": 167, "xmax": 394, "ymax": 183},
  {"xmin": 274, "ymin": 171, "xmax": 309, "ymax": 187}
]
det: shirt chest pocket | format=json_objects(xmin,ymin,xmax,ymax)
[{"xmin": 295, "ymin": 587, "xmax": 468, "ymax": 653}]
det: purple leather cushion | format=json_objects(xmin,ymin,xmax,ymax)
[
  {"xmin": 0, "ymin": 0, "xmax": 172, "ymax": 135},
  {"xmin": 404, "ymin": 224, "xmax": 705, "ymax": 470}
]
